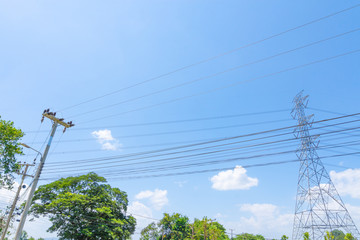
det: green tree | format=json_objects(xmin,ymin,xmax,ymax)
[
  {"xmin": 344, "ymin": 233, "xmax": 354, "ymax": 240},
  {"xmin": 20, "ymin": 230, "xmax": 29, "ymax": 240},
  {"xmin": 140, "ymin": 222, "xmax": 160, "ymax": 240},
  {"xmin": 140, "ymin": 214, "xmax": 229, "ymax": 240},
  {"xmin": 281, "ymin": 235, "xmax": 289, "ymax": 240},
  {"xmin": 0, "ymin": 116, "xmax": 24, "ymax": 187},
  {"xmin": 325, "ymin": 231, "xmax": 335, "ymax": 240},
  {"xmin": 159, "ymin": 213, "xmax": 190, "ymax": 240},
  {"xmin": 0, "ymin": 210, "xmax": 6, "ymax": 236},
  {"xmin": 29, "ymin": 172, "xmax": 136, "ymax": 240},
  {"xmin": 331, "ymin": 230, "xmax": 345, "ymax": 240},
  {"xmin": 303, "ymin": 232, "xmax": 310, "ymax": 240},
  {"xmin": 234, "ymin": 233, "xmax": 264, "ymax": 240},
  {"xmin": 192, "ymin": 217, "xmax": 229, "ymax": 240}
]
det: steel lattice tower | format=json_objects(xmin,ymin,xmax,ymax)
[{"xmin": 292, "ymin": 92, "xmax": 359, "ymax": 240}]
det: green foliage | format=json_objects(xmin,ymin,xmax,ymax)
[
  {"xmin": 234, "ymin": 233, "xmax": 265, "ymax": 240},
  {"xmin": 0, "ymin": 210, "xmax": 6, "ymax": 235},
  {"xmin": 325, "ymin": 231, "xmax": 335, "ymax": 240},
  {"xmin": 0, "ymin": 116, "xmax": 24, "ymax": 187},
  {"xmin": 29, "ymin": 172, "xmax": 136, "ymax": 240},
  {"xmin": 281, "ymin": 235, "xmax": 289, "ymax": 240},
  {"xmin": 303, "ymin": 232, "xmax": 310, "ymax": 240},
  {"xmin": 192, "ymin": 217, "xmax": 229, "ymax": 240},
  {"xmin": 140, "ymin": 222, "xmax": 160, "ymax": 240},
  {"xmin": 140, "ymin": 213, "xmax": 229, "ymax": 240},
  {"xmin": 331, "ymin": 230, "xmax": 345, "ymax": 240},
  {"xmin": 159, "ymin": 213, "xmax": 190, "ymax": 240},
  {"xmin": 344, "ymin": 233, "xmax": 354, "ymax": 240}
]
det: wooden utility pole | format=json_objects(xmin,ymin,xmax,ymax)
[
  {"xmin": 0, "ymin": 164, "xmax": 33, "ymax": 240},
  {"xmin": 14, "ymin": 110, "xmax": 74, "ymax": 240}
]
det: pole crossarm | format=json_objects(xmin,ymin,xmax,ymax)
[{"xmin": 42, "ymin": 113, "xmax": 71, "ymax": 128}]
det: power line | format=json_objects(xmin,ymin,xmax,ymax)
[
  {"xmin": 42, "ymin": 139, "xmax": 360, "ymax": 176},
  {"xmin": 57, "ymin": 3, "xmax": 360, "ymax": 112},
  {"xmin": 42, "ymin": 124, "xmax": 360, "ymax": 173},
  {"xmin": 40, "ymin": 151, "xmax": 360, "ymax": 181},
  {"xmin": 41, "ymin": 115, "xmax": 360, "ymax": 167},
  {"xmin": 24, "ymin": 109, "xmax": 290, "ymax": 133},
  {"xmin": 29, "ymin": 118, "xmax": 293, "ymax": 143},
  {"xmin": 41, "ymin": 122, "xmax": 360, "ymax": 173},
  {"xmin": 79, "ymin": 48, "xmax": 360, "ymax": 124},
  {"xmin": 70, "ymin": 28, "xmax": 360, "ymax": 119}
]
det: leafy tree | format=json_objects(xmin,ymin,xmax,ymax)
[
  {"xmin": 234, "ymin": 233, "xmax": 264, "ymax": 240},
  {"xmin": 192, "ymin": 217, "xmax": 229, "ymax": 240},
  {"xmin": 303, "ymin": 232, "xmax": 310, "ymax": 240},
  {"xmin": 140, "ymin": 222, "xmax": 160, "ymax": 240},
  {"xmin": 344, "ymin": 233, "xmax": 354, "ymax": 240},
  {"xmin": 0, "ymin": 116, "xmax": 24, "ymax": 187},
  {"xmin": 325, "ymin": 231, "xmax": 335, "ymax": 240},
  {"xmin": 159, "ymin": 213, "xmax": 190, "ymax": 239},
  {"xmin": 29, "ymin": 172, "xmax": 136, "ymax": 240},
  {"xmin": 331, "ymin": 230, "xmax": 345, "ymax": 240},
  {"xmin": 20, "ymin": 230, "xmax": 29, "ymax": 240},
  {"xmin": 281, "ymin": 235, "xmax": 289, "ymax": 240},
  {"xmin": 0, "ymin": 210, "xmax": 6, "ymax": 236},
  {"xmin": 140, "ymin": 214, "xmax": 229, "ymax": 240}
]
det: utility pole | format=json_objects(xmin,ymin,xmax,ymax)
[
  {"xmin": 0, "ymin": 164, "xmax": 33, "ymax": 240},
  {"xmin": 14, "ymin": 110, "xmax": 74, "ymax": 240},
  {"xmin": 229, "ymin": 229, "xmax": 234, "ymax": 240}
]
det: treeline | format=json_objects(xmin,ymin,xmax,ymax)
[{"xmin": 140, "ymin": 212, "xmax": 269, "ymax": 240}]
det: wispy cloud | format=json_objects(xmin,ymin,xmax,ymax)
[{"xmin": 91, "ymin": 129, "xmax": 122, "ymax": 151}]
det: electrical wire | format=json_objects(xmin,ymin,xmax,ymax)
[
  {"xmin": 30, "ymin": 118, "xmax": 293, "ymax": 143},
  {"xmin": 57, "ymin": 3, "xmax": 360, "ymax": 112},
  {"xmin": 39, "ymin": 151, "xmax": 360, "ymax": 181},
  {"xmin": 42, "ymin": 139, "xmax": 360, "ymax": 176},
  {"xmin": 70, "ymin": 28, "xmax": 360, "ymax": 119},
  {"xmin": 79, "ymin": 48, "xmax": 360, "ymax": 124},
  {"xmin": 42, "ymin": 125, "xmax": 360, "ymax": 174},
  {"xmin": 24, "ymin": 109, "xmax": 291, "ymax": 134},
  {"xmin": 42, "ymin": 115, "xmax": 360, "ymax": 168}
]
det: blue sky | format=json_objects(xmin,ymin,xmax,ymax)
[{"xmin": 1, "ymin": 1, "xmax": 360, "ymax": 239}]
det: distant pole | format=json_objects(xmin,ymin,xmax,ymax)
[
  {"xmin": 0, "ymin": 164, "xmax": 32, "ymax": 240},
  {"xmin": 230, "ymin": 229, "xmax": 234, "ymax": 240},
  {"xmin": 14, "ymin": 110, "xmax": 74, "ymax": 240}
]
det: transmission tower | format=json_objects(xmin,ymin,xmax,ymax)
[{"xmin": 291, "ymin": 92, "xmax": 359, "ymax": 240}]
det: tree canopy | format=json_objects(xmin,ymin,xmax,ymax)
[
  {"xmin": 0, "ymin": 116, "xmax": 24, "ymax": 187},
  {"xmin": 234, "ymin": 233, "xmax": 265, "ymax": 240},
  {"xmin": 140, "ymin": 213, "xmax": 229, "ymax": 240},
  {"xmin": 29, "ymin": 172, "xmax": 136, "ymax": 240}
]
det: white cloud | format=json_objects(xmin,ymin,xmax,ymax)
[
  {"xmin": 91, "ymin": 129, "xmax": 122, "ymax": 151},
  {"xmin": 224, "ymin": 203, "xmax": 293, "ymax": 238},
  {"xmin": 210, "ymin": 166, "xmax": 258, "ymax": 191},
  {"xmin": 135, "ymin": 189, "xmax": 168, "ymax": 210},
  {"xmin": 128, "ymin": 201, "xmax": 153, "ymax": 218},
  {"xmin": 128, "ymin": 201, "xmax": 155, "ymax": 234},
  {"xmin": 345, "ymin": 204, "xmax": 360, "ymax": 226},
  {"xmin": 330, "ymin": 168, "xmax": 360, "ymax": 199}
]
